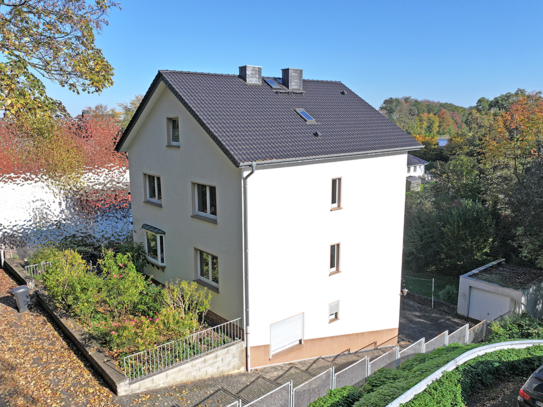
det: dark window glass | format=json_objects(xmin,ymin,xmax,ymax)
[
  {"xmin": 159, "ymin": 235, "xmax": 165, "ymax": 264},
  {"xmin": 200, "ymin": 251, "xmax": 210, "ymax": 280},
  {"xmin": 265, "ymin": 78, "xmax": 281, "ymax": 89},
  {"xmin": 148, "ymin": 176, "xmax": 156, "ymax": 200},
  {"xmin": 330, "ymin": 245, "xmax": 336, "ymax": 269},
  {"xmin": 332, "ymin": 179, "xmax": 337, "ymax": 204},
  {"xmin": 171, "ymin": 119, "xmax": 179, "ymax": 143},
  {"xmin": 211, "ymin": 255, "xmax": 219, "ymax": 284},
  {"xmin": 209, "ymin": 186, "xmax": 217, "ymax": 216},
  {"xmin": 146, "ymin": 232, "xmax": 158, "ymax": 261},
  {"xmin": 157, "ymin": 177, "xmax": 162, "ymax": 201},
  {"xmin": 197, "ymin": 184, "xmax": 208, "ymax": 213}
]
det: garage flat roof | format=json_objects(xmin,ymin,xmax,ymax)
[{"xmin": 475, "ymin": 263, "xmax": 543, "ymax": 290}]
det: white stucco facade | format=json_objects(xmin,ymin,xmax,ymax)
[
  {"xmin": 246, "ymin": 153, "xmax": 406, "ymax": 357},
  {"xmin": 406, "ymin": 164, "xmax": 425, "ymax": 177},
  {"xmin": 123, "ymin": 84, "xmax": 409, "ymax": 367}
]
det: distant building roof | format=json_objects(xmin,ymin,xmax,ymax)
[
  {"xmin": 407, "ymin": 154, "xmax": 428, "ymax": 167},
  {"xmin": 116, "ymin": 70, "xmax": 422, "ymax": 167}
]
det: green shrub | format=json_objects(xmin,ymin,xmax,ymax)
[
  {"xmin": 309, "ymin": 386, "xmax": 364, "ymax": 407},
  {"xmin": 405, "ymin": 345, "xmax": 543, "ymax": 406},
  {"xmin": 438, "ymin": 285, "xmax": 458, "ymax": 304},
  {"xmin": 28, "ymin": 246, "xmax": 61, "ymax": 265},
  {"xmin": 109, "ymin": 240, "xmax": 147, "ymax": 274},
  {"xmin": 488, "ymin": 313, "xmax": 543, "ymax": 342},
  {"xmin": 352, "ymin": 344, "xmax": 480, "ymax": 407}
]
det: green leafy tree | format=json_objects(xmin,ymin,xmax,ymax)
[
  {"xmin": 0, "ymin": 0, "xmax": 119, "ymax": 116},
  {"xmin": 432, "ymin": 155, "xmax": 480, "ymax": 200},
  {"xmin": 117, "ymin": 94, "xmax": 144, "ymax": 129}
]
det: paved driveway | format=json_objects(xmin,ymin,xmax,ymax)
[{"xmin": 398, "ymin": 296, "xmax": 471, "ymax": 343}]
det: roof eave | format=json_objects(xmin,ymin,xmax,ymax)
[{"xmin": 238, "ymin": 144, "xmax": 423, "ymax": 168}]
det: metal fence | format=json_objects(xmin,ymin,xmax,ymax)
[
  {"xmin": 244, "ymin": 382, "xmax": 292, "ymax": 407},
  {"xmin": 123, "ymin": 318, "xmax": 243, "ymax": 381},
  {"xmin": 24, "ymin": 261, "xmax": 51, "ymax": 277},
  {"xmin": 334, "ymin": 356, "xmax": 368, "ymax": 388},
  {"xmin": 448, "ymin": 324, "xmax": 469, "ymax": 346},
  {"xmin": 398, "ymin": 338, "xmax": 425, "ymax": 365},
  {"xmin": 425, "ymin": 331, "xmax": 448, "ymax": 353},
  {"xmin": 370, "ymin": 347, "xmax": 399, "ymax": 374},
  {"xmin": 293, "ymin": 368, "xmax": 333, "ymax": 407},
  {"xmin": 469, "ymin": 320, "xmax": 486, "ymax": 344},
  {"xmin": 226, "ymin": 401, "xmax": 240, "ymax": 407}
]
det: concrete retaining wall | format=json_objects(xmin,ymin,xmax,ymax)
[{"xmin": 3, "ymin": 258, "xmax": 245, "ymax": 395}]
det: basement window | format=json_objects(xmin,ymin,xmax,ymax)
[{"xmin": 295, "ymin": 109, "xmax": 316, "ymax": 123}]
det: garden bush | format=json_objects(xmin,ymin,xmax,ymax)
[
  {"xmin": 438, "ymin": 285, "xmax": 458, "ymax": 304},
  {"xmin": 31, "ymin": 247, "xmax": 212, "ymax": 357},
  {"xmin": 309, "ymin": 386, "xmax": 364, "ymax": 407},
  {"xmin": 488, "ymin": 313, "xmax": 543, "ymax": 342},
  {"xmin": 404, "ymin": 345, "xmax": 543, "ymax": 406}
]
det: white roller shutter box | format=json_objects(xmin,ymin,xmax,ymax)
[{"xmin": 270, "ymin": 314, "xmax": 303, "ymax": 355}]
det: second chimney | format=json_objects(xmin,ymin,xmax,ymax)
[
  {"xmin": 282, "ymin": 68, "xmax": 303, "ymax": 90},
  {"xmin": 239, "ymin": 65, "xmax": 262, "ymax": 84}
]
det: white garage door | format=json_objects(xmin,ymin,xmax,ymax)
[
  {"xmin": 468, "ymin": 287, "xmax": 513, "ymax": 321},
  {"xmin": 270, "ymin": 314, "xmax": 303, "ymax": 356}
]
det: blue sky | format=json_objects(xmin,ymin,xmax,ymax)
[{"xmin": 45, "ymin": 0, "xmax": 543, "ymax": 117}]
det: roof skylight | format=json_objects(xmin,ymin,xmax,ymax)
[
  {"xmin": 264, "ymin": 78, "xmax": 282, "ymax": 89},
  {"xmin": 295, "ymin": 109, "xmax": 317, "ymax": 123}
]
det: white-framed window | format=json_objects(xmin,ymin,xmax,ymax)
[
  {"xmin": 168, "ymin": 118, "xmax": 180, "ymax": 146},
  {"xmin": 197, "ymin": 249, "xmax": 219, "ymax": 286},
  {"xmin": 330, "ymin": 243, "xmax": 340, "ymax": 273},
  {"xmin": 329, "ymin": 301, "xmax": 339, "ymax": 322},
  {"xmin": 145, "ymin": 174, "xmax": 162, "ymax": 203},
  {"xmin": 145, "ymin": 230, "xmax": 165, "ymax": 266},
  {"xmin": 270, "ymin": 313, "xmax": 304, "ymax": 357},
  {"xmin": 194, "ymin": 183, "xmax": 217, "ymax": 219},
  {"xmin": 331, "ymin": 178, "xmax": 341, "ymax": 209}
]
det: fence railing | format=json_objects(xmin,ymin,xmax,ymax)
[
  {"xmin": 241, "ymin": 322, "xmax": 488, "ymax": 407},
  {"xmin": 244, "ymin": 381, "xmax": 292, "ymax": 407},
  {"xmin": 24, "ymin": 261, "xmax": 51, "ymax": 277},
  {"xmin": 123, "ymin": 317, "xmax": 243, "ymax": 381}
]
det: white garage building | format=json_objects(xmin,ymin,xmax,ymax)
[{"xmin": 457, "ymin": 259, "xmax": 543, "ymax": 321}]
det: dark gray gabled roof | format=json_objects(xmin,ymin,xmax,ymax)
[
  {"xmin": 116, "ymin": 70, "xmax": 421, "ymax": 167},
  {"xmin": 407, "ymin": 154, "xmax": 429, "ymax": 167}
]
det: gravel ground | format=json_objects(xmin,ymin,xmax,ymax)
[{"xmin": 398, "ymin": 297, "xmax": 472, "ymax": 342}]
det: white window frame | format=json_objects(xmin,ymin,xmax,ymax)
[
  {"xmin": 167, "ymin": 117, "xmax": 180, "ymax": 146},
  {"xmin": 330, "ymin": 243, "xmax": 340, "ymax": 274},
  {"xmin": 194, "ymin": 183, "xmax": 217, "ymax": 220},
  {"xmin": 145, "ymin": 230, "xmax": 165, "ymax": 266},
  {"xmin": 145, "ymin": 174, "xmax": 162, "ymax": 204},
  {"xmin": 329, "ymin": 301, "xmax": 339, "ymax": 322},
  {"xmin": 331, "ymin": 177, "xmax": 341, "ymax": 209},
  {"xmin": 196, "ymin": 249, "xmax": 219, "ymax": 287}
]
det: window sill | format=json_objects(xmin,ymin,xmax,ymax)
[
  {"xmin": 166, "ymin": 144, "xmax": 180, "ymax": 148},
  {"xmin": 329, "ymin": 270, "xmax": 341, "ymax": 276},
  {"xmin": 191, "ymin": 214, "xmax": 218, "ymax": 224},
  {"xmin": 194, "ymin": 278, "xmax": 219, "ymax": 293},
  {"xmin": 330, "ymin": 207, "xmax": 343, "ymax": 212},
  {"xmin": 270, "ymin": 342, "xmax": 303, "ymax": 360},
  {"xmin": 144, "ymin": 200, "xmax": 163, "ymax": 208},
  {"xmin": 329, "ymin": 318, "xmax": 339, "ymax": 324},
  {"xmin": 146, "ymin": 258, "xmax": 165, "ymax": 271}
]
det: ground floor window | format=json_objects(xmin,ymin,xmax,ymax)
[
  {"xmin": 270, "ymin": 313, "xmax": 304, "ymax": 356},
  {"xmin": 143, "ymin": 225, "xmax": 165, "ymax": 266},
  {"xmin": 197, "ymin": 249, "xmax": 219, "ymax": 286}
]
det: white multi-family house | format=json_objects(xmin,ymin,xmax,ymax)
[
  {"xmin": 406, "ymin": 154, "xmax": 428, "ymax": 178},
  {"xmin": 115, "ymin": 66, "xmax": 421, "ymax": 369}
]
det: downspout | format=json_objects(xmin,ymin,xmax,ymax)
[{"xmin": 242, "ymin": 162, "xmax": 256, "ymax": 372}]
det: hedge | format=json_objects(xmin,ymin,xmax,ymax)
[{"xmin": 404, "ymin": 345, "xmax": 543, "ymax": 406}]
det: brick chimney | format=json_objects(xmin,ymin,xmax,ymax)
[
  {"xmin": 282, "ymin": 68, "xmax": 303, "ymax": 90},
  {"xmin": 239, "ymin": 65, "xmax": 262, "ymax": 84}
]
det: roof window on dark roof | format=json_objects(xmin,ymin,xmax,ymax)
[
  {"xmin": 295, "ymin": 108, "xmax": 316, "ymax": 123},
  {"xmin": 264, "ymin": 78, "xmax": 282, "ymax": 89}
]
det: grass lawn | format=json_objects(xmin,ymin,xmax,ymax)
[{"xmin": 401, "ymin": 271, "xmax": 459, "ymax": 303}]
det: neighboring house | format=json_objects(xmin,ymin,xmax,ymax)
[
  {"xmin": 115, "ymin": 65, "xmax": 421, "ymax": 369},
  {"xmin": 406, "ymin": 154, "xmax": 428, "ymax": 177}
]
